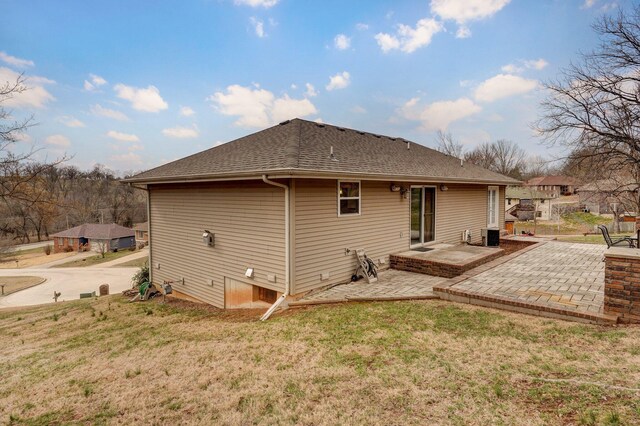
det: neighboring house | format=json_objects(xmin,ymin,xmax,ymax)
[
  {"xmin": 523, "ymin": 175, "xmax": 579, "ymax": 197},
  {"xmin": 124, "ymin": 118, "xmax": 518, "ymax": 309},
  {"xmin": 505, "ymin": 187, "xmax": 554, "ymax": 220},
  {"xmin": 51, "ymin": 223, "xmax": 136, "ymax": 253},
  {"xmin": 577, "ymin": 179, "xmax": 640, "ymax": 215},
  {"xmin": 134, "ymin": 222, "xmax": 149, "ymax": 244}
]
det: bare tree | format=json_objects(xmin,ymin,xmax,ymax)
[
  {"xmin": 464, "ymin": 142, "xmax": 496, "ymax": 170},
  {"xmin": 491, "ymin": 139, "xmax": 526, "ymax": 178},
  {"xmin": 536, "ymin": 5, "xmax": 640, "ymax": 213},
  {"xmin": 435, "ymin": 130, "xmax": 465, "ymax": 158}
]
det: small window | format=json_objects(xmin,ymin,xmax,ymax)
[
  {"xmin": 58, "ymin": 237, "xmax": 64, "ymax": 246},
  {"xmin": 507, "ymin": 198, "xmax": 512, "ymax": 205},
  {"xmin": 536, "ymin": 211, "xmax": 542, "ymax": 218},
  {"xmin": 338, "ymin": 180, "xmax": 360, "ymax": 216}
]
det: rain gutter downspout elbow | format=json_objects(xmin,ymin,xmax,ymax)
[{"xmin": 260, "ymin": 175, "xmax": 290, "ymax": 321}]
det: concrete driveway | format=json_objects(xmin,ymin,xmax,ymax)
[{"xmin": 0, "ymin": 267, "xmax": 137, "ymax": 308}]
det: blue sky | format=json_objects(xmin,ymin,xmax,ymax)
[{"xmin": 0, "ymin": 0, "xmax": 631, "ymax": 173}]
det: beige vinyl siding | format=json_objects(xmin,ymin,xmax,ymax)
[
  {"xmin": 293, "ymin": 179, "xmax": 408, "ymax": 294},
  {"xmin": 499, "ymin": 186, "xmax": 505, "ymax": 229},
  {"xmin": 149, "ymin": 181, "xmax": 286, "ymax": 308},
  {"xmin": 435, "ymin": 184, "xmax": 491, "ymax": 245}
]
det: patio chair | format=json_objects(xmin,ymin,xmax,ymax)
[{"xmin": 597, "ymin": 225, "xmax": 637, "ymax": 248}]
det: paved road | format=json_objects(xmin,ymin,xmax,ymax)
[{"xmin": 0, "ymin": 267, "xmax": 137, "ymax": 308}]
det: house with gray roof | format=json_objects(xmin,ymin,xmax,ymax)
[
  {"xmin": 124, "ymin": 118, "xmax": 518, "ymax": 310},
  {"xmin": 51, "ymin": 223, "xmax": 136, "ymax": 253}
]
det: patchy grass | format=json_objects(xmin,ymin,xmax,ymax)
[
  {"xmin": 113, "ymin": 256, "xmax": 148, "ymax": 268},
  {"xmin": 0, "ymin": 276, "xmax": 46, "ymax": 295},
  {"xmin": 0, "ymin": 251, "xmax": 75, "ymax": 269},
  {"xmin": 515, "ymin": 212, "xmax": 612, "ymax": 237},
  {"xmin": 54, "ymin": 249, "xmax": 138, "ymax": 268},
  {"xmin": 555, "ymin": 234, "xmax": 634, "ymax": 245},
  {"xmin": 1, "ymin": 297, "xmax": 639, "ymax": 425}
]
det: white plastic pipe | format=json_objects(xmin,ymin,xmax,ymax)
[{"xmin": 260, "ymin": 175, "xmax": 290, "ymax": 320}]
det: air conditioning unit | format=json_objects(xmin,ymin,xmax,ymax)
[
  {"xmin": 481, "ymin": 228, "xmax": 500, "ymax": 247},
  {"xmin": 461, "ymin": 229, "xmax": 471, "ymax": 244}
]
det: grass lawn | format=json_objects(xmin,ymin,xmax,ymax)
[
  {"xmin": 113, "ymin": 256, "xmax": 148, "ymax": 268},
  {"xmin": 1, "ymin": 298, "xmax": 639, "ymax": 425},
  {"xmin": 0, "ymin": 251, "xmax": 75, "ymax": 269},
  {"xmin": 555, "ymin": 234, "xmax": 635, "ymax": 245},
  {"xmin": 0, "ymin": 276, "xmax": 45, "ymax": 295},
  {"xmin": 54, "ymin": 249, "xmax": 139, "ymax": 268}
]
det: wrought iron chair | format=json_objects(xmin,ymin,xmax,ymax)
[{"xmin": 597, "ymin": 225, "xmax": 637, "ymax": 248}]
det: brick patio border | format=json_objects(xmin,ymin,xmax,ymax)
[{"xmin": 433, "ymin": 241, "xmax": 618, "ymax": 325}]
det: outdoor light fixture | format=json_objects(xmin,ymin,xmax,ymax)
[
  {"xmin": 400, "ymin": 187, "xmax": 409, "ymax": 199},
  {"xmin": 245, "ymin": 268, "xmax": 254, "ymax": 278},
  {"xmin": 390, "ymin": 184, "xmax": 401, "ymax": 192},
  {"xmin": 440, "ymin": 184, "xmax": 449, "ymax": 192},
  {"xmin": 202, "ymin": 230, "xmax": 214, "ymax": 247}
]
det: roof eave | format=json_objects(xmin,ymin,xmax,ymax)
[{"xmin": 123, "ymin": 168, "xmax": 519, "ymax": 186}]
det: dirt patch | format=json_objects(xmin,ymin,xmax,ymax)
[{"xmin": 0, "ymin": 251, "xmax": 76, "ymax": 269}]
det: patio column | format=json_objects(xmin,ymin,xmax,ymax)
[{"xmin": 604, "ymin": 247, "xmax": 640, "ymax": 323}]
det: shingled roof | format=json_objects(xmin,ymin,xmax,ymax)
[
  {"xmin": 125, "ymin": 118, "xmax": 519, "ymax": 185},
  {"xmin": 51, "ymin": 223, "xmax": 134, "ymax": 240}
]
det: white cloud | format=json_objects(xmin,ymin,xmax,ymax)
[
  {"xmin": 474, "ymin": 74, "xmax": 538, "ymax": 102},
  {"xmin": 45, "ymin": 134, "xmax": 71, "ymax": 147},
  {"xmin": 110, "ymin": 152, "xmax": 142, "ymax": 166},
  {"xmin": 234, "ymin": 0, "xmax": 278, "ymax": 7},
  {"xmin": 375, "ymin": 18, "xmax": 443, "ymax": 53},
  {"xmin": 430, "ymin": 0, "xmax": 511, "ymax": 23},
  {"xmin": 0, "ymin": 51, "xmax": 34, "ymax": 68},
  {"xmin": 106, "ymin": 130, "xmax": 140, "ymax": 142},
  {"xmin": 208, "ymin": 84, "xmax": 317, "ymax": 128},
  {"xmin": 250, "ymin": 17, "xmax": 266, "ymax": 37},
  {"xmin": 113, "ymin": 83, "xmax": 168, "ymax": 112},
  {"xmin": 374, "ymin": 33, "xmax": 401, "ymax": 53},
  {"xmin": 334, "ymin": 34, "xmax": 351, "ymax": 50},
  {"xmin": 162, "ymin": 125, "xmax": 199, "ymax": 139},
  {"xmin": 456, "ymin": 26, "xmax": 471, "ymax": 38},
  {"xmin": 179, "ymin": 106, "xmax": 195, "ymax": 116},
  {"xmin": 0, "ymin": 67, "xmax": 55, "ymax": 109},
  {"xmin": 326, "ymin": 71, "xmax": 351, "ymax": 91},
  {"xmin": 501, "ymin": 63, "xmax": 523, "ymax": 73},
  {"xmin": 59, "ymin": 116, "xmax": 85, "ymax": 128},
  {"xmin": 431, "ymin": 0, "xmax": 511, "ymax": 37},
  {"xmin": 84, "ymin": 73, "xmax": 107, "ymax": 91},
  {"xmin": 582, "ymin": 0, "xmax": 596, "ymax": 8},
  {"xmin": 356, "ymin": 23, "xmax": 369, "ymax": 31},
  {"xmin": 91, "ymin": 104, "xmax": 129, "ymax": 121},
  {"xmin": 351, "ymin": 105, "xmax": 367, "ymax": 113},
  {"xmin": 400, "ymin": 97, "xmax": 481, "ymax": 131},
  {"xmin": 305, "ymin": 83, "xmax": 318, "ymax": 97},
  {"xmin": 524, "ymin": 58, "xmax": 548, "ymax": 70}
]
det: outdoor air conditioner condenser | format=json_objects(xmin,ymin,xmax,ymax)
[{"xmin": 481, "ymin": 228, "xmax": 500, "ymax": 247}]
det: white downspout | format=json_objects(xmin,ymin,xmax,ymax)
[{"xmin": 260, "ymin": 175, "xmax": 290, "ymax": 321}]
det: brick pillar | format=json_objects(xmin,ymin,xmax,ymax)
[{"xmin": 604, "ymin": 248, "xmax": 640, "ymax": 323}]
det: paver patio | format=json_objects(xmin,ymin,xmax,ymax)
[
  {"xmin": 293, "ymin": 269, "xmax": 445, "ymax": 304},
  {"xmin": 294, "ymin": 240, "xmax": 613, "ymax": 323},
  {"xmin": 448, "ymin": 241, "xmax": 605, "ymax": 315}
]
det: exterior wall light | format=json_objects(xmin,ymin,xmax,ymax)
[
  {"xmin": 400, "ymin": 187, "xmax": 409, "ymax": 199},
  {"xmin": 440, "ymin": 184, "xmax": 449, "ymax": 192},
  {"xmin": 245, "ymin": 268, "xmax": 254, "ymax": 278},
  {"xmin": 390, "ymin": 184, "xmax": 401, "ymax": 192},
  {"xmin": 202, "ymin": 230, "xmax": 214, "ymax": 246}
]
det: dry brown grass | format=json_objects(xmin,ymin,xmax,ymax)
[
  {"xmin": 1, "ymin": 297, "xmax": 639, "ymax": 425},
  {"xmin": 0, "ymin": 276, "xmax": 46, "ymax": 295},
  {"xmin": 0, "ymin": 251, "xmax": 75, "ymax": 269}
]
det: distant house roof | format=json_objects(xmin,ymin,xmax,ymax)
[
  {"xmin": 505, "ymin": 212, "xmax": 518, "ymax": 222},
  {"xmin": 577, "ymin": 179, "xmax": 639, "ymax": 193},
  {"xmin": 524, "ymin": 175, "xmax": 579, "ymax": 187},
  {"xmin": 506, "ymin": 186, "xmax": 555, "ymax": 200},
  {"xmin": 133, "ymin": 222, "xmax": 148, "ymax": 232},
  {"xmin": 124, "ymin": 118, "xmax": 519, "ymax": 185},
  {"xmin": 51, "ymin": 223, "xmax": 134, "ymax": 240}
]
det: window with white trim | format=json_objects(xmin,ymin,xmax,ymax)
[
  {"xmin": 487, "ymin": 186, "xmax": 499, "ymax": 228},
  {"xmin": 338, "ymin": 180, "xmax": 360, "ymax": 216}
]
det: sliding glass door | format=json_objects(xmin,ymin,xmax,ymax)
[{"xmin": 410, "ymin": 186, "xmax": 436, "ymax": 247}]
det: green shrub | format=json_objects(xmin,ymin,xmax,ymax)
[{"xmin": 132, "ymin": 261, "xmax": 149, "ymax": 287}]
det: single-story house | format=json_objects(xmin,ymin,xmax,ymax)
[
  {"xmin": 133, "ymin": 222, "xmax": 149, "ymax": 244},
  {"xmin": 51, "ymin": 223, "xmax": 136, "ymax": 253},
  {"xmin": 505, "ymin": 187, "xmax": 555, "ymax": 220},
  {"xmin": 124, "ymin": 119, "xmax": 518, "ymax": 309},
  {"xmin": 523, "ymin": 175, "xmax": 579, "ymax": 197}
]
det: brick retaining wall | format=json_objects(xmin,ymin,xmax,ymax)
[
  {"xmin": 390, "ymin": 249, "xmax": 505, "ymax": 278},
  {"xmin": 604, "ymin": 247, "xmax": 640, "ymax": 324}
]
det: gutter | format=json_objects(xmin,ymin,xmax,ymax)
[
  {"xmin": 260, "ymin": 175, "xmax": 290, "ymax": 321},
  {"xmin": 127, "ymin": 183, "xmax": 152, "ymax": 284}
]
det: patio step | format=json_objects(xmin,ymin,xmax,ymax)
[{"xmin": 433, "ymin": 285, "xmax": 618, "ymax": 325}]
